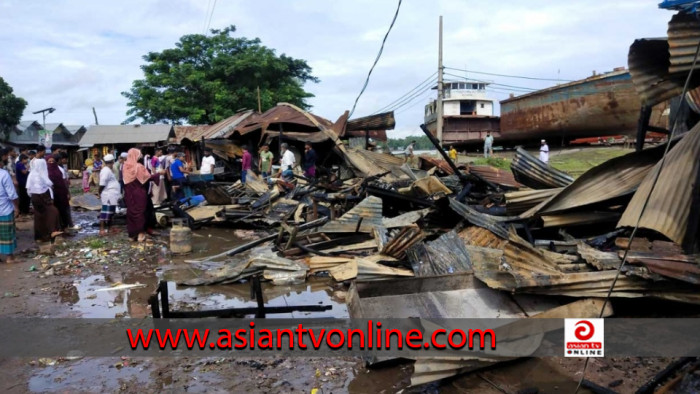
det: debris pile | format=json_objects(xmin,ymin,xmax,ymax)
[{"xmin": 161, "ymin": 100, "xmax": 700, "ymax": 388}]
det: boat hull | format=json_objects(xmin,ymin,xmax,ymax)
[{"xmin": 500, "ymin": 70, "xmax": 655, "ymax": 142}]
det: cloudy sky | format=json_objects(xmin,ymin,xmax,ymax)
[{"xmin": 0, "ymin": 0, "xmax": 673, "ymax": 137}]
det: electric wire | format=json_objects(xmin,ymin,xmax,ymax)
[
  {"xmin": 374, "ymin": 77, "xmax": 436, "ymax": 114},
  {"xmin": 371, "ymin": 71, "xmax": 437, "ymax": 114},
  {"xmin": 202, "ymin": 0, "xmax": 213, "ymax": 34},
  {"xmin": 573, "ymin": 32, "xmax": 700, "ymax": 394},
  {"xmin": 443, "ymin": 72, "xmax": 538, "ymax": 91},
  {"xmin": 445, "ymin": 66, "xmax": 574, "ymax": 82},
  {"xmin": 205, "ymin": 0, "xmax": 218, "ymax": 34},
  {"xmin": 348, "ymin": 0, "xmax": 402, "ymax": 118}
]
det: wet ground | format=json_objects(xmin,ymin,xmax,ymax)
[{"xmin": 0, "ymin": 191, "xmax": 682, "ymax": 393}]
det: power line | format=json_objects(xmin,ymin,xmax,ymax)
[
  {"xmin": 202, "ymin": 0, "xmax": 213, "ymax": 34},
  {"xmin": 371, "ymin": 71, "xmax": 437, "ymax": 115},
  {"xmin": 443, "ymin": 72, "xmax": 538, "ymax": 91},
  {"xmin": 394, "ymin": 92, "xmax": 432, "ymax": 115},
  {"xmin": 385, "ymin": 83, "xmax": 435, "ymax": 113},
  {"xmin": 444, "ymin": 66, "xmax": 574, "ymax": 82},
  {"xmin": 205, "ymin": 0, "xmax": 218, "ymax": 34},
  {"xmin": 348, "ymin": 0, "xmax": 402, "ymax": 118}
]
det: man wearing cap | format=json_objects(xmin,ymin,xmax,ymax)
[
  {"xmin": 99, "ymin": 154, "xmax": 120, "ymax": 236},
  {"xmin": 539, "ymin": 139, "xmax": 549, "ymax": 164},
  {"xmin": 200, "ymin": 148, "xmax": 215, "ymax": 175}
]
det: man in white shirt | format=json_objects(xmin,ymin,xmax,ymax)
[
  {"xmin": 98, "ymin": 154, "xmax": 121, "ymax": 236},
  {"xmin": 278, "ymin": 143, "xmax": 296, "ymax": 180},
  {"xmin": 200, "ymin": 148, "xmax": 216, "ymax": 175},
  {"xmin": 539, "ymin": 139, "xmax": 549, "ymax": 164}
]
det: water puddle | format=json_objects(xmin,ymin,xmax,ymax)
[
  {"xmin": 28, "ymin": 357, "xmax": 224, "ymax": 393},
  {"xmin": 60, "ymin": 268, "xmax": 347, "ymax": 319}
]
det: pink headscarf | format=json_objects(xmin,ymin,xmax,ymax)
[{"xmin": 122, "ymin": 148, "xmax": 151, "ymax": 185}]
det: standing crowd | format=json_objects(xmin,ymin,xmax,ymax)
[{"xmin": 0, "ymin": 141, "xmax": 324, "ymax": 264}]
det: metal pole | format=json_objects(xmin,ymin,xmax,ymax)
[{"xmin": 436, "ymin": 15, "xmax": 444, "ymax": 146}]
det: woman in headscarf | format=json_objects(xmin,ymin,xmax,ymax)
[
  {"xmin": 123, "ymin": 148, "xmax": 161, "ymax": 242},
  {"xmin": 47, "ymin": 154, "xmax": 74, "ymax": 231},
  {"xmin": 26, "ymin": 159, "xmax": 61, "ymax": 242}
]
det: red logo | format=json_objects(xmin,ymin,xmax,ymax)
[{"xmin": 574, "ymin": 320, "xmax": 594, "ymax": 341}]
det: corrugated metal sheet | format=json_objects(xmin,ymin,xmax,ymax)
[
  {"xmin": 205, "ymin": 110, "xmax": 257, "ymax": 139},
  {"xmin": 406, "ymin": 230, "xmax": 472, "ymax": 276},
  {"xmin": 536, "ymin": 143, "xmax": 672, "ymax": 215},
  {"xmin": 320, "ymin": 196, "xmax": 383, "ymax": 233},
  {"xmin": 418, "ymin": 155, "xmax": 454, "ymax": 175},
  {"xmin": 449, "ymin": 198, "xmax": 510, "ymax": 239},
  {"xmin": 79, "ymin": 124, "xmax": 174, "ymax": 147},
  {"xmin": 236, "ymin": 104, "xmax": 333, "ymax": 135},
  {"xmin": 469, "ymin": 165, "xmax": 521, "ymax": 189},
  {"xmin": 618, "ymin": 121, "xmax": 700, "ymax": 247},
  {"xmin": 505, "ymin": 188, "xmax": 562, "ymax": 215},
  {"xmin": 174, "ymin": 125, "xmax": 210, "ymax": 143},
  {"xmin": 342, "ymin": 148, "xmax": 406, "ymax": 180},
  {"xmin": 345, "ymin": 111, "xmax": 395, "ymax": 132},
  {"xmin": 668, "ymin": 12, "xmax": 700, "ymax": 75},
  {"xmin": 628, "ymin": 38, "xmax": 686, "ymax": 107},
  {"xmin": 381, "ymin": 225, "xmax": 424, "ymax": 259},
  {"xmin": 262, "ymin": 130, "xmax": 330, "ymax": 143},
  {"xmin": 511, "ymin": 148, "xmax": 574, "ymax": 189}
]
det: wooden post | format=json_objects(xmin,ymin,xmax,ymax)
[{"xmin": 257, "ymin": 86, "xmax": 262, "ymax": 113}]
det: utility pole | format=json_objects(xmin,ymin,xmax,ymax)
[
  {"xmin": 436, "ymin": 16, "xmax": 444, "ymax": 146},
  {"xmin": 92, "ymin": 107, "xmax": 99, "ymax": 125},
  {"xmin": 257, "ymin": 86, "xmax": 262, "ymax": 113}
]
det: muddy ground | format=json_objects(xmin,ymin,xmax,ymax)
[{"xmin": 0, "ymin": 181, "xmax": 688, "ymax": 393}]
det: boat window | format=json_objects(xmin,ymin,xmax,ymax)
[
  {"xmin": 480, "ymin": 103, "xmax": 485, "ymax": 108},
  {"xmin": 472, "ymin": 83, "xmax": 478, "ymax": 89}
]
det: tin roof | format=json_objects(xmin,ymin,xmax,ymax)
[
  {"xmin": 79, "ymin": 124, "xmax": 174, "ymax": 147},
  {"xmin": 618, "ymin": 122, "xmax": 700, "ymax": 248}
]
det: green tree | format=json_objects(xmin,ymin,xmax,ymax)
[
  {"xmin": 122, "ymin": 25, "xmax": 319, "ymax": 125},
  {"xmin": 0, "ymin": 77, "xmax": 28, "ymax": 135}
]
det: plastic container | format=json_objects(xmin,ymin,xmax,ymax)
[{"xmin": 169, "ymin": 218, "xmax": 192, "ymax": 255}]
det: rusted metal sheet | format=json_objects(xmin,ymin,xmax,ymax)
[
  {"xmin": 468, "ymin": 165, "xmax": 520, "ymax": 189},
  {"xmin": 511, "ymin": 148, "xmax": 574, "ymax": 189},
  {"xmin": 236, "ymin": 103, "xmax": 333, "ymax": 136},
  {"xmin": 668, "ymin": 12, "xmax": 700, "ymax": 75},
  {"xmin": 618, "ymin": 121, "xmax": 700, "ymax": 250},
  {"xmin": 628, "ymin": 38, "xmax": 684, "ymax": 107},
  {"xmin": 425, "ymin": 116, "xmax": 501, "ymax": 145},
  {"xmin": 418, "ymin": 155, "xmax": 454, "ymax": 175},
  {"xmin": 205, "ymin": 110, "xmax": 257, "ymax": 138},
  {"xmin": 262, "ymin": 130, "xmax": 330, "ymax": 143},
  {"xmin": 320, "ymin": 196, "xmax": 383, "ymax": 233},
  {"xmin": 174, "ymin": 125, "xmax": 210, "ymax": 143},
  {"xmin": 500, "ymin": 69, "xmax": 643, "ymax": 141},
  {"xmin": 505, "ymin": 188, "xmax": 561, "ymax": 215},
  {"xmin": 342, "ymin": 148, "xmax": 407, "ymax": 181},
  {"xmin": 381, "ymin": 225, "xmax": 424, "ymax": 259},
  {"xmin": 345, "ymin": 111, "xmax": 395, "ymax": 132},
  {"xmin": 536, "ymin": 142, "xmax": 673, "ymax": 215},
  {"xmin": 629, "ymin": 257, "xmax": 700, "ymax": 285}
]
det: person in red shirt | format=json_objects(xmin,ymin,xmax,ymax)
[{"xmin": 241, "ymin": 147, "xmax": 252, "ymax": 184}]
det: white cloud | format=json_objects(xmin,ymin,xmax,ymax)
[{"xmin": 0, "ymin": 0, "xmax": 675, "ymax": 135}]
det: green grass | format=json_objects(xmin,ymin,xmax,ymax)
[
  {"xmin": 87, "ymin": 238, "xmax": 107, "ymax": 249},
  {"xmin": 470, "ymin": 157, "xmax": 512, "ymax": 170},
  {"xmin": 550, "ymin": 148, "xmax": 630, "ymax": 178}
]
